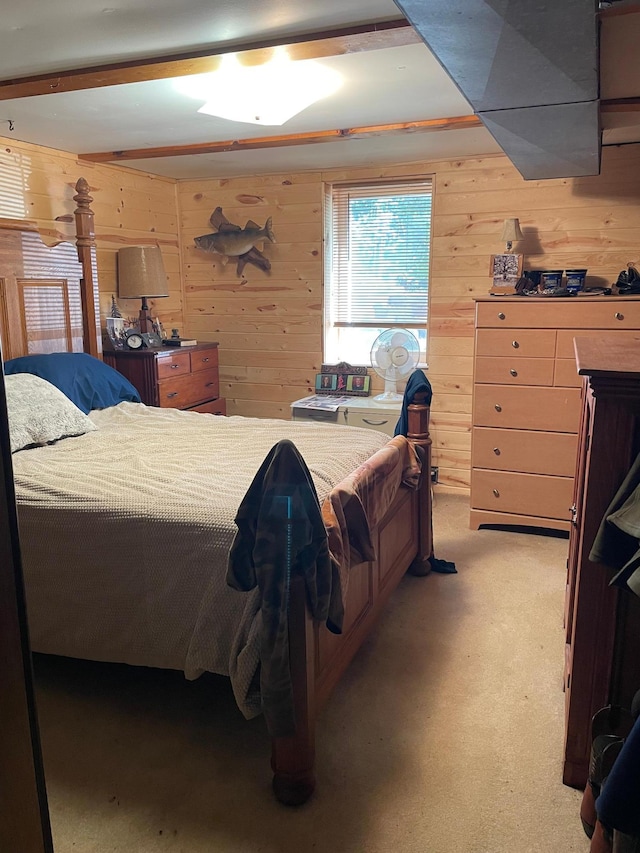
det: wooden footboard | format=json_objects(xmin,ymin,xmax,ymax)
[{"xmin": 272, "ymin": 395, "xmax": 432, "ymax": 805}]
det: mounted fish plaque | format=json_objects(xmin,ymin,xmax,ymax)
[{"xmin": 194, "ymin": 206, "xmax": 276, "ymax": 277}]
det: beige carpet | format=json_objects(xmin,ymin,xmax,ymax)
[{"xmin": 33, "ymin": 494, "xmax": 587, "ymax": 852}]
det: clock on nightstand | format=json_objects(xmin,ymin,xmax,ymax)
[{"xmin": 104, "ymin": 342, "xmax": 226, "ymax": 415}]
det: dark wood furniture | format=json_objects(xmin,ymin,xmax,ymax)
[
  {"xmin": 563, "ymin": 336, "xmax": 640, "ymax": 788},
  {"xmin": 0, "ymin": 178, "xmax": 435, "ymax": 806},
  {"xmin": 104, "ymin": 342, "xmax": 226, "ymax": 414}
]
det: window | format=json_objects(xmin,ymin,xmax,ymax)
[{"xmin": 323, "ymin": 179, "xmax": 432, "ymax": 365}]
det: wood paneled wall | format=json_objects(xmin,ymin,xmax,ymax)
[
  {"xmin": 177, "ymin": 144, "xmax": 640, "ymax": 493},
  {"xmin": 2, "ymin": 132, "xmax": 640, "ymax": 493},
  {"xmin": 0, "ymin": 136, "xmax": 184, "ymax": 339}
]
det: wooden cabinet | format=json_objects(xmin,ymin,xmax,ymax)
[
  {"xmin": 470, "ymin": 296, "xmax": 640, "ymax": 531},
  {"xmin": 104, "ymin": 342, "xmax": 226, "ymax": 415},
  {"xmin": 563, "ymin": 337, "xmax": 640, "ymax": 788},
  {"xmin": 291, "ymin": 396, "xmax": 401, "ymax": 437}
]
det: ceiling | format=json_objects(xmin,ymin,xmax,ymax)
[
  {"xmin": 0, "ymin": 0, "xmax": 502, "ymax": 180},
  {"xmin": 0, "ymin": 0, "xmax": 637, "ymax": 181}
]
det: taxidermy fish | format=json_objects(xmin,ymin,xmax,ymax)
[{"xmin": 194, "ymin": 217, "xmax": 275, "ymax": 258}]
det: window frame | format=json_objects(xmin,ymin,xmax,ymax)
[{"xmin": 322, "ymin": 177, "xmax": 433, "ymax": 366}]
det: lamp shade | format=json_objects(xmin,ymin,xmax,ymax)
[
  {"xmin": 117, "ymin": 246, "xmax": 169, "ymax": 299},
  {"xmin": 501, "ymin": 218, "xmax": 524, "ymax": 244}
]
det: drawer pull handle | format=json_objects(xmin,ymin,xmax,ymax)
[
  {"xmin": 201, "ymin": 357, "xmax": 210, "ymax": 363},
  {"xmin": 363, "ymin": 419, "xmax": 388, "ymax": 426},
  {"xmin": 512, "ymin": 340, "xmax": 519, "ymax": 349},
  {"xmin": 494, "ymin": 404, "xmax": 502, "ymax": 412},
  {"xmin": 498, "ymin": 312, "xmax": 505, "ymax": 320},
  {"xmin": 167, "ymin": 392, "xmax": 178, "ymax": 399},
  {"xmin": 492, "ymin": 489, "xmax": 500, "ymax": 498},
  {"xmin": 615, "ymin": 312, "xmax": 624, "ymax": 321},
  {"xmin": 509, "ymin": 368, "xmax": 518, "ymax": 377},
  {"xmin": 205, "ymin": 382, "xmax": 216, "ymax": 387},
  {"xmin": 493, "ymin": 447, "xmax": 501, "ymax": 455},
  {"xmin": 170, "ymin": 364, "xmax": 180, "ymax": 369}
]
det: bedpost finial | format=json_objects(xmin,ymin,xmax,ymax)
[{"xmin": 74, "ymin": 177, "xmax": 93, "ymax": 209}]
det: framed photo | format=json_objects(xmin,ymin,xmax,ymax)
[
  {"xmin": 142, "ymin": 331, "xmax": 163, "ymax": 348},
  {"xmin": 315, "ymin": 367, "xmax": 370, "ymax": 395},
  {"xmin": 316, "ymin": 373, "xmax": 337, "ymax": 392},
  {"xmin": 105, "ymin": 317, "xmax": 127, "ymax": 350},
  {"xmin": 346, "ymin": 374, "xmax": 370, "ymax": 395},
  {"xmin": 489, "ymin": 253, "xmax": 524, "ymax": 293}
]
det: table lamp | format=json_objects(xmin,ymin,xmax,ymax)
[
  {"xmin": 501, "ymin": 218, "xmax": 524, "ymax": 252},
  {"xmin": 117, "ymin": 246, "xmax": 168, "ymax": 333}
]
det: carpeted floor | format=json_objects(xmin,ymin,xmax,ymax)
[{"xmin": 33, "ymin": 493, "xmax": 587, "ymax": 852}]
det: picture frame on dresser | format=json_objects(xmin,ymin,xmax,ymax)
[
  {"xmin": 489, "ymin": 253, "xmax": 523, "ymax": 294},
  {"xmin": 105, "ymin": 317, "xmax": 126, "ymax": 350}
]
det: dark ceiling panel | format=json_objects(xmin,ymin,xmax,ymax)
[
  {"xmin": 480, "ymin": 100, "xmax": 601, "ymax": 179},
  {"xmin": 394, "ymin": 0, "xmax": 600, "ymax": 179},
  {"xmin": 394, "ymin": 0, "xmax": 598, "ymax": 111}
]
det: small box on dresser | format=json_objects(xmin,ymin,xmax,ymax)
[
  {"xmin": 104, "ymin": 342, "xmax": 226, "ymax": 415},
  {"xmin": 470, "ymin": 296, "xmax": 640, "ymax": 531}
]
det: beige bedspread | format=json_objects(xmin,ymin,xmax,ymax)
[{"xmin": 12, "ymin": 402, "xmax": 388, "ymax": 719}]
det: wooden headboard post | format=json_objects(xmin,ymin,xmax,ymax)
[
  {"xmin": 73, "ymin": 178, "xmax": 101, "ymax": 359},
  {"xmin": 407, "ymin": 393, "xmax": 433, "ymax": 574}
]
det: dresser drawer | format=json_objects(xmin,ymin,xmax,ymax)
[
  {"xmin": 157, "ymin": 351, "xmax": 190, "ymax": 379},
  {"xmin": 189, "ymin": 397, "xmax": 226, "ymax": 415},
  {"xmin": 476, "ymin": 328, "xmax": 556, "ymax": 358},
  {"xmin": 477, "ymin": 301, "xmax": 562, "ymax": 329},
  {"xmin": 158, "ymin": 368, "xmax": 219, "ymax": 408},
  {"xmin": 473, "ymin": 384, "xmax": 581, "ymax": 432},
  {"xmin": 556, "ymin": 330, "xmax": 640, "ymax": 359},
  {"xmin": 472, "ymin": 427, "xmax": 578, "ymax": 476},
  {"xmin": 471, "ymin": 469, "xmax": 574, "ymax": 520},
  {"xmin": 345, "ymin": 410, "xmax": 397, "ymax": 436},
  {"xmin": 190, "ymin": 346, "xmax": 219, "ymax": 372},
  {"xmin": 475, "ymin": 356, "xmax": 554, "ymax": 386},
  {"xmin": 554, "ymin": 358, "xmax": 581, "ymax": 387},
  {"xmin": 476, "ymin": 300, "xmax": 640, "ymax": 329},
  {"xmin": 292, "ymin": 408, "xmax": 339, "ymax": 424}
]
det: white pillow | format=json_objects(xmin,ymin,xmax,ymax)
[{"xmin": 5, "ymin": 373, "xmax": 97, "ymax": 453}]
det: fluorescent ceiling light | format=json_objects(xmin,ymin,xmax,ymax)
[{"xmin": 175, "ymin": 50, "xmax": 342, "ymax": 126}]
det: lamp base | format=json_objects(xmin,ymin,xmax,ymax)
[{"xmin": 138, "ymin": 298, "xmax": 153, "ymax": 334}]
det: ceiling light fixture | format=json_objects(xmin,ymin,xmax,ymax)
[{"xmin": 174, "ymin": 49, "xmax": 342, "ymax": 126}]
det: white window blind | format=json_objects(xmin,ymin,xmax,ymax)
[{"xmin": 324, "ymin": 179, "xmax": 432, "ymax": 363}]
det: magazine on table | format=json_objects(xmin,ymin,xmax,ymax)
[{"xmin": 292, "ymin": 395, "xmax": 351, "ymax": 412}]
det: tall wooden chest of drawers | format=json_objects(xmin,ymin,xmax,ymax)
[
  {"xmin": 104, "ymin": 342, "xmax": 226, "ymax": 415},
  {"xmin": 470, "ymin": 297, "xmax": 640, "ymax": 531}
]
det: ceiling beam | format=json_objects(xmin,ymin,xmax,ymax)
[
  {"xmin": 601, "ymin": 98, "xmax": 640, "ymax": 112},
  {"xmin": 0, "ymin": 19, "xmax": 419, "ymax": 101},
  {"xmin": 78, "ymin": 115, "xmax": 482, "ymax": 163}
]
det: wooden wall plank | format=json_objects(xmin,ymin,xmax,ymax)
[
  {"xmin": 0, "ymin": 136, "xmax": 183, "ymax": 348},
  {"xmin": 5, "ymin": 130, "xmax": 640, "ymax": 499},
  {"xmin": 178, "ymin": 146, "xmax": 640, "ymax": 495}
]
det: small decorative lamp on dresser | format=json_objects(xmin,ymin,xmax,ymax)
[{"xmin": 104, "ymin": 342, "xmax": 226, "ymax": 415}]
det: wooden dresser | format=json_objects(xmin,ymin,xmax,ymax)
[
  {"xmin": 104, "ymin": 342, "xmax": 226, "ymax": 415},
  {"xmin": 470, "ymin": 297, "xmax": 640, "ymax": 531},
  {"xmin": 563, "ymin": 337, "xmax": 640, "ymax": 788}
]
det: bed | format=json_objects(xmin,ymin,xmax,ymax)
[{"xmin": 0, "ymin": 178, "xmax": 434, "ymax": 805}]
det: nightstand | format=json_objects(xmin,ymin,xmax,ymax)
[
  {"xmin": 104, "ymin": 342, "xmax": 226, "ymax": 415},
  {"xmin": 291, "ymin": 395, "xmax": 401, "ymax": 437}
]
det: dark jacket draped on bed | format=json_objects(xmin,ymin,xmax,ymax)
[
  {"xmin": 226, "ymin": 439, "xmax": 334, "ymax": 737},
  {"xmin": 226, "ymin": 435, "xmax": 422, "ymax": 737}
]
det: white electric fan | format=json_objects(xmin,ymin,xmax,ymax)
[{"xmin": 370, "ymin": 329, "xmax": 420, "ymax": 401}]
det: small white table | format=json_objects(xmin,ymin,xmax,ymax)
[{"xmin": 290, "ymin": 395, "xmax": 402, "ymax": 437}]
